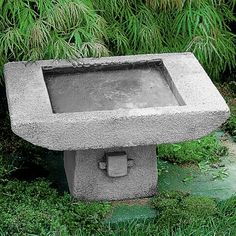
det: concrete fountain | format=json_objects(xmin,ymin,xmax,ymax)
[{"xmin": 4, "ymin": 53, "xmax": 229, "ymax": 200}]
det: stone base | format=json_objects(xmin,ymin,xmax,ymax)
[{"xmin": 64, "ymin": 145, "xmax": 157, "ymax": 201}]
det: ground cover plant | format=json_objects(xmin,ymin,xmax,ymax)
[
  {"xmin": 226, "ymin": 115, "xmax": 236, "ymax": 141},
  {"xmin": 157, "ymin": 133, "xmax": 228, "ymax": 164},
  {"xmin": 0, "ymin": 0, "xmax": 236, "ymax": 235},
  {"xmin": 218, "ymin": 82, "xmax": 236, "ymax": 141},
  {"xmin": 0, "ymin": 179, "xmax": 111, "ymax": 235},
  {"xmin": 0, "ymin": 159, "xmax": 111, "ymax": 235},
  {"xmin": 1, "ymin": 173, "xmax": 236, "ymax": 236},
  {"xmin": 0, "ymin": 0, "xmax": 234, "ymax": 171},
  {"xmin": 0, "ymin": 0, "xmax": 235, "ymax": 82}
]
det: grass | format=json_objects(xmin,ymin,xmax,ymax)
[
  {"xmin": 0, "ymin": 104, "xmax": 234, "ymax": 235},
  {"xmin": 0, "ymin": 2, "xmax": 235, "ymax": 234},
  {"xmin": 157, "ymin": 133, "xmax": 228, "ymax": 164},
  {"xmin": 0, "ymin": 179, "xmax": 111, "ymax": 235},
  {"xmin": 1, "ymin": 177, "xmax": 236, "ymax": 236},
  {"xmin": 89, "ymin": 192, "xmax": 236, "ymax": 235},
  {"xmin": 0, "ymin": 121, "xmax": 233, "ymax": 235},
  {"xmin": 0, "ymin": 0, "xmax": 235, "ymax": 82}
]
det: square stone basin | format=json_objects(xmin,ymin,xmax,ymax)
[
  {"xmin": 43, "ymin": 61, "xmax": 181, "ymax": 113},
  {"xmin": 4, "ymin": 53, "xmax": 229, "ymax": 151},
  {"xmin": 4, "ymin": 53, "xmax": 230, "ymax": 201}
]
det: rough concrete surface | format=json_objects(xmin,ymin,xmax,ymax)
[
  {"xmin": 4, "ymin": 53, "xmax": 230, "ymax": 150},
  {"xmin": 64, "ymin": 145, "xmax": 157, "ymax": 200}
]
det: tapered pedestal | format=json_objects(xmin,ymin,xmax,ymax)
[{"xmin": 64, "ymin": 145, "xmax": 157, "ymax": 201}]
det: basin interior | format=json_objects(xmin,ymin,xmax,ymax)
[{"xmin": 43, "ymin": 60, "xmax": 183, "ymax": 113}]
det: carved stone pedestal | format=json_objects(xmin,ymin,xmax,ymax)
[{"xmin": 64, "ymin": 145, "xmax": 157, "ymax": 201}]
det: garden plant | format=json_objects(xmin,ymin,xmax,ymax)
[
  {"xmin": 0, "ymin": 0, "xmax": 235, "ymax": 235},
  {"xmin": 0, "ymin": 0, "xmax": 235, "ymax": 82}
]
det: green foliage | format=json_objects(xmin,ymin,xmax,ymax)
[
  {"xmin": 219, "ymin": 195, "xmax": 236, "ymax": 217},
  {"xmin": 157, "ymin": 133, "xmax": 228, "ymax": 164},
  {"xmin": 0, "ymin": 179, "xmax": 111, "ymax": 235},
  {"xmin": 225, "ymin": 116, "xmax": 236, "ymax": 141},
  {"xmin": 104, "ymin": 192, "xmax": 236, "ymax": 236},
  {"xmin": 0, "ymin": 0, "xmax": 235, "ymax": 81},
  {"xmin": 0, "ymin": 0, "xmax": 109, "ymax": 76},
  {"xmin": 218, "ymin": 82, "xmax": 236, "ymax": 141},
  {"xmin": 149, "ymin": 191, "xmax": 236, "ymax": 235},
  {"xmin": 0, "ymin": 2, "xmax": 236, "ymax": 234},
  {"xmin": 0, "ymin": 152, "xmax": 236, "ymax": 236},
  {"xmin": 0, "ymin": 155, "xmax": 16, "ymax": 181},
  {"xmin": 152, "ymin": 191, "xmax": 218, "ymax": 228},
  {"xmin": 173, "ymin": 1, "xmax": 235, "ymax": 79},
  {"xmin": 92, "ymin": 0, "xmax": 236, "ymax": 81}
]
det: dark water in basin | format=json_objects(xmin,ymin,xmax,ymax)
[{"xmin": 44, "ymin": 65, "xmax": 179, "ymax": 113}]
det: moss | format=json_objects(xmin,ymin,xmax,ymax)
[
  {"xmin": 152, "ymin": 192, "xmax": 219, "ymax": 229},
  {"xmin": 157, "ymin": 134, "xmax": 228, "ymax": 164},
  {"xmin": 0, "ymin": 179, "xmax": 111, "ymax": 235},
  {"xmin": 1, "ymin": 181, "xmax": 236, "ymax": 235},
  {"xmin": 182, "ymin": 195, "xmax": 218, "ymax": 218}
]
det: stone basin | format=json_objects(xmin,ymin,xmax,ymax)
[
  {"xmin": 44, "ymin": 61, "xmax": 180, "ymax": 113},
  {"xmin": 4, "ymin": 53, "xmax": 229, "ymax": 200}
]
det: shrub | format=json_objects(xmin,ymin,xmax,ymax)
[
  {"xmin": 95, "ymin": 0, "xmax": 235, "ymax": 81},
  {"xmin": 0, "ymin": 0, "xmax": 235, "ymax": 82},
  {"xmin": 0, "ymin": 0, "xmax": 109, "ymax": 78}
]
